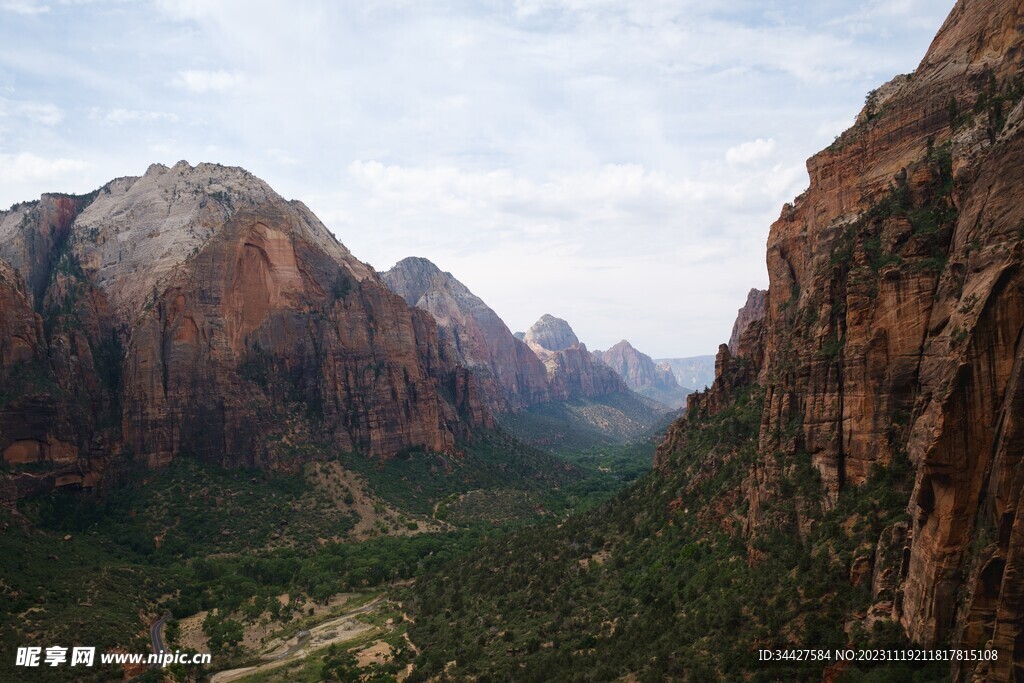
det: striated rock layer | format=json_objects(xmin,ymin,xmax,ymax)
[
  {"xmin": 381, "ymin": 257, "xmax": 551, "ymax": 411},
  {"xmin": 0, "ymin": 162, "xmax": 490, "ymax": 499},
  {"xmin": 658, "ymin": 0, "xmax": 1024, "ymax": 679}
]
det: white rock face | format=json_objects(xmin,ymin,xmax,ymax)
[
  {"xmin": 523, "ymin": 314, "xmax": 579, "ymax": 353},
  {"xmin": 70, "ymin": 161, "xmax": 372, "ymax": 320}
]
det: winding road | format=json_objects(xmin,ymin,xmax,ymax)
[{"xmin": 150, "ymin": 611, "xmax": 173, "ymax": 657}]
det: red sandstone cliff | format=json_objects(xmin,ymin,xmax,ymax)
[
  {"xmin": 727, "ymin": 288, "xmax": 766, "ymax": 356},
  {"xmin": 658, "ymin": 0, "xmax": 1024, "ymax": 678},
  {"xmin": 0, "ymin": 162, "xmax": 490, "ymax": 497}
]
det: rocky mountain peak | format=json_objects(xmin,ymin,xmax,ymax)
[
  {"xmin": 67, "ymin": 160, "xmax": 372, "ymax": 321},
  {"xmin": 524, "ymin": 314, "xmax": 579, "ymax": 352},
  {"xmin": 381, "ymin": 256, "xmax": 551, "ymax": 410}
]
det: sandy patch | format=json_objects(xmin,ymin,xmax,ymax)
[
  {"xmin": 209, "ymin": 597, "xmax": 384, "ymax": 683},
  {"xmin": 355, "ymin": 640, "xmax": 394, "ymax": 667}
]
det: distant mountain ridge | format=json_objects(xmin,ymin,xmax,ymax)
[
  {"xmin": 592, "ymin": 340, "xmax": 692, "ymax": 408},
  {"xmin": 381, "ymin": 257, "xmax": 550, "ymax": 411},
  {"xmin": 521, "ymin": 314, "xmax": 629, "ymax": 400},
  {"xmin": 379, "ymin": 267, "xmax": 669, "ymax": 449},
  {"xmin": 655, "ymin": 355, "xmax": 716, "ymax": 390}
]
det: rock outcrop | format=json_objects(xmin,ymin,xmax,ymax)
[
  {"xmin": 0, "ymin": 162, "xmax": 491, "ymax": 498},
  {"xmin": 523, "ymin": 314, "xmax": 579, "ymax": 353},
  {"xmin": 727, "ymin": 288, "xmax": 766, "ymax": 355},
  {"xmin": 522, "ymin": 315, "xmax": 628, "ymax": 400},
  {"xmin": 657, "ymin": 0, "xmax": 1024, "ymax": 678},
  {"xmin": 593, "ymin": 340, "xmax": 691, "ymax": 408},
  {"xmin": 381, "ymin": 257, "xmax": 550, "ymax": 411}
]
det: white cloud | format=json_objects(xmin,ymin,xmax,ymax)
[
  {"xmin": 0, "ymin": 153, "xmax": 91, "ymax": 182},
  {"xmin": 725, "ymin": 138, "xmax": 777, "ymax": 165},
  {"xmin": 2, "ymin": 0, "xmax": 49, "ymax": 14},
  {"xmin": 172, "ymin": 70, "xmax": 243, "ymax": 93},
  {"xmin": 0, "ymin": 99, "xmax": 63, "ymax": 125},
  {"xmin": 90, "ymin": 107, "xmax": 178, "ymax": 125},
  {"xmin": 0, "ymin": 0, "xmax": 954, "ymax": 355}
]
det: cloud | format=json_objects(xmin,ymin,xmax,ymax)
[
  {"xmin": 0, "ymin": 99, "xmax": 63, "ymax": 125},
  {"xmin": 89, "ymin": 107, "xmax": 178, "ymax": 125},
  {"xmin": 172, "ymin": 69, "xmax": 243, "ymax": 93},
  {"xmin": 2, "ymin": 0, "xmax": 49, "ymax": 14},
  {"xmin": 0, "ymin": 0, "xmax": 954, "ymax": 355},
  {"xmin": 0, "ymin": 153, "xmax": 91, "ymax": 183},
  {"xmin": 725, "ymin": 138, "xmax": 776, "ymax": 165}
]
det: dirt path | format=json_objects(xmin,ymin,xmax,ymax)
[{"xmin": 307, "ymin": 462, "xmax": 446, "ymax": 539}]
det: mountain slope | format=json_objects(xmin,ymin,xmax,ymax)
[
  {"xmin": 522, "ymin": 313, "xmax": 628, "ymax": 399},
  {"xmin": 593, "ymin": 339, "xmax": 692, "ymax": 408},
  {"xmin": 381, "ymin": 256, "xmax": 550, "ymax": 411}
]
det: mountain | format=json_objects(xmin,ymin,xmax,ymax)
[
  {"xmin": 727, "ymin": 288, "xmax": 766, "ymax": 355},
  {"xmin": 655, "ymin": 355, "xmax": 716, "ymax": 390},
  {"xmin": 522, "ymin": 314, "xmax": 627, "ymax": 399},
  {"xmin": 0, "ymin": 162, "xmax": 491, "ymax": 501},
  {"xmin": 673, "ymin": 0, "xmax": 1024, "ymax": 671},
  {"xmin": 523, "ymin": 313, "xmax": 579, "ymax": 352},
  {"xmin": 592, "ymin": 340, "xmax": 692, "ymax": 408},
  {"xmin": 381, "ymin": 256, "xmax": 550, "ymax": 411},
  {"xmin": 406, "ymin": 1, "xmax": 1024, "ymax": 679}
]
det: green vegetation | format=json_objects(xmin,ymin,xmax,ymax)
[
  {"xmin": 403, "ymin": 387, "xmax": 947, "ymax": 682},
  {"xmin": 1, "ymin": 422, "xmax": 657, "ymax": 680},
  {"xmin": 332, "ymin": 429, "xmax": 580, "ymax": 517},
  {"xmin": 498, "ymin": 392, "xmax": 672, "ymax": 454}
]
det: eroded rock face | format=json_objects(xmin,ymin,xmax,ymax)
[
  {"xmin": 0, "ymin": 193, "xmax": 91, "ymax": 306},
  {"xmin": 0, "ymin": 163, "xmax": 490, "ymax": 495},
  {"xmin": 728, "ymin": 289, "xmax": 766, "ymax": 356},
  {"xmin": 657, "ymin": 0, "xmax": 1024, "ymax": 677},
  {"xmin": 753, "ymin": 0, "xmax": 1024, "ymax": 670},
  {"xmin": 0, "ymin": 261, "xmax": 42, "ymax": 379},
  {"xmin": 522, "ymin": 315, "xmax": 628, "ymax": 400},
  {"xmin": 593, "ymin": 340, "xmax": 689, "ymax": 408},
  {"xmin": 381, "ymin": 257, "xmax": 551, "ymax": 411},
  {"xmin": 0, "ymin": 199, "xmax": 123, "ymax": 502}
]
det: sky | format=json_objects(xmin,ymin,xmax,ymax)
[{"xmin": 0, "ymin": 0, "xmax": 954, "ymax": 358}]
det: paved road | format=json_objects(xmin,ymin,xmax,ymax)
[{"xmin": 150, "ymin": 612, "xmax": 173, "ymax": 660}]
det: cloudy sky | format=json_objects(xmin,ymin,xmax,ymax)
[{"xmin": 1, "ymin": 0, "xmax": 952, "ymax": 357}]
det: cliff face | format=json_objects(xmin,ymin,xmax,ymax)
[
  {"xmin": 593, "ymin": 340, "xmax": 690, "ymax": 408},
  {"xmin": 727, "ymin": 289, "xmax": 766, "ymax": 356},
  {"xmin": 658, "ymin": 0, "xmax": 1024, "ymax": 678},
  {"xmin": 522, "ymin": 315, "xmax": 628, "ymax": 400},
  {"xmin": 381, "ymin": 257, "xmax": 551, "ymax": 411},
  {"xmin": 0, "ymin": 162, "xmax": 489, "ymax": 497}
]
